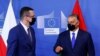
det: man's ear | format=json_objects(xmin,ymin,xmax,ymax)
[{"xmin": 77, "ymin": 21, "xmax": 79, "ymax": 26}]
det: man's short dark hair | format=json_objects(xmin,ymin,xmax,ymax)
[
  {"xmin": 20, "ymin": 7, "xmax": 33, "ymax": 18},
  {"xmin": 68, "ymin": 14, "xmax": 79, "ymax": 20}
]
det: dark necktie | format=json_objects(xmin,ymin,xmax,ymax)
[
  {"xmin": 72, "ymin": 32, "xmax": 75, "ymax": 48},
  {"xmin": 27, "ymin": 28, "xmax": 32, "ymax": 42}
]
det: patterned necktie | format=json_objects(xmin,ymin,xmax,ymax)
[
  {"xmin": 72, "ymin": 32, "xmax": 75, "ymax": 48},
  {"xmin": 27, "ymin": 28, "xmax": 32, "ymax": 42}
]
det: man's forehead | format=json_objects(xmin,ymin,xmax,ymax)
[
  {"xmin": 68, "ymin": 17, "xmax": 77, "ymax": 21},
  {"xmin": 29, "ymin": 10, "xmax": 35, "ymax": 15},
  {"xmin": 29, "ymin": 10, "xmax": 34, "ymax": 12}
]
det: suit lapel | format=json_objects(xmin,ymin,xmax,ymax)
[
  {"xmin": 66, "ymin": 31, "xmax": 73, "ymax": 50},
  {"xmin": 19, "ymin": 24, "xmax": 32, "ymax": 43},
  {"xmin": 74, "ymin": 30, "xmax": 82, "ymax": 49}
]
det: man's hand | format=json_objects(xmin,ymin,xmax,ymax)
[{"xmin": 55, "ymin": 46, "xmax": 63, "ymax": 53}]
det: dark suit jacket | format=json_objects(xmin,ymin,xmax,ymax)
[
  {"xmin": 7, "ymin": 23, "xmax": 36, "ymax": 56},
  {"xmin": 54, "ymin": 29, "xmax": 95, "ymax": 56}
]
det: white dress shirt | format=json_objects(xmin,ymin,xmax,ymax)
[
  {"xmin": 20, "ymin": 21, "xmax": 29, "ymax": 34},
  {"xmin": 70, "ymin": 28, "xmax": 79, "ymax": 41}
]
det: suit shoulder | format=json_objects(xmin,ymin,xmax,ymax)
[
  {"xmin": 79, "ymin": 29, "xmax": 91, "ymax": 36},
  {"xmin": 59, "ymin": 30, "xmax": 68, "ymax": 35},
  {"xmin": 9, "ymin": 24, "xmax": 20, "ymax": 33}
]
